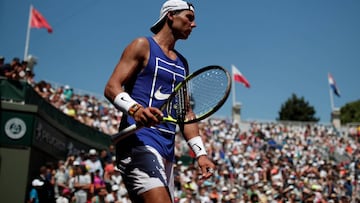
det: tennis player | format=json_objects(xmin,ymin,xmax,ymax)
[{"xmin": 104, "ymin": 0, "xmax": 215, "ymax": 202}]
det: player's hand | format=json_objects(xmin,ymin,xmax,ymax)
[
  {"xmin": 197, "ymin": 155, "xmax": 215, "ymax": 179},
  {"xmin": 133, "ymin": 106, "xmax": 163, "ymax": 127}
]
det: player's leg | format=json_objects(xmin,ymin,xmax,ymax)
[{"xmin": 117, "ymin": 145, "xmax": 174, "ymax": 203}]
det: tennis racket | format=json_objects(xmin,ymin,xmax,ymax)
[{"xmin": 112, "ymin": 65, "xmax": 231, "ymax": 144}]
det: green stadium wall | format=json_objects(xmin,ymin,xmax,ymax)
[{"xmin": 0, "ymin": 78, "xmax": 112, "ymax": 202}]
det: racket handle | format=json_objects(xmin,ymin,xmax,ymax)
[{"xmin": 111, "ymin": 123, "xmax": 141, "ymax": 144}]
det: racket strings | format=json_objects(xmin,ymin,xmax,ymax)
[
  {"xmin": 165, "ymin": 66, "xmax": 230, "ymax": 123},
  {"xmin": 187, "ymin": 69, "xmax": 229, "ymax": 118}
]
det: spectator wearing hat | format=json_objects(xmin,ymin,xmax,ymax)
[
  {"xmin": 29, "ymin": 179, "xmax": 44, "ymax": 203},
  {"xmin": 62, "ymin": 85, "xmax": 73, "ymax": 102},
  {"xmin": 68, "ymin": 160, "xmax": 81, "ymax": 196},
  {"xmin": 220, "ymin": 186, "xmax": 231, "ymax": 203},
  {"xmin": 85, "ymin": 149, "xmax": 104, "ymax": 177},
  {"xmin": 229, "ymin": 188, "xmax": 240, "ymax": 202}
]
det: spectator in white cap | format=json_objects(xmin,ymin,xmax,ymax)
[
  {"xmin": 104, "ymin": 0, "xmax": 215, "ymax": 203},
  {"xmin": 85, "ymin": 149, "xmax": 104, "ymax": 177},
  {"xmin": 28, "ymin": 179, "xmax": 44, "ymax": 203}
]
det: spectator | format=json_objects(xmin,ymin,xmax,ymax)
[
  {"xmin": 73, "ymin": 164, "xmax": 91, "ymax": 203},
  {"xmin": 105, "ymin": 184, "xmax": 121, "ymax": 203},
  {"xmin": 198, "ymin": 186, "xmax": 211, "ymax": 203},
  {"xmin": 92, "ymin": 169, "xmax": 106, "ymax": 192},
  {"xmin": 62, "ymin": 85, "xmax": 73, "ymax": 102},
  {"xmin": 68, "ymin": 161, "xmax": 80, "ymax": 195},
  {"xmin": 3, "ymin": 57, "xmax": 20, "ymax": 78},
  {"xmin": 84, "ymin": 149, "xmax": 103, "ymax": 177},
  {"xmin": 38, "ymin": 165, "xmax": 56, "ymax": 203},
  {"xmin": 62, "ymin": 100, "xmax": 77, "ymax": 118},
  {"xmin": 29, "ymin": 179, "xmax": 44, "ymax": 203},
  {"xmin": 75, "ymin": 150, "xmax": 87, "ymax": 165},
  {"xmin": 79, "ymin": 94, "xmax": 91, "ymax": 113},
  {"xmin": 91, "ymin": 187, "xmax": 108, "ymax": 203},
  {"xmin": 54, "ymin": 161, "xmax": 69, "ymax": 198},
  {"xmin": 25, "ymin": 67, "xmax": 36, "ymax": 85},
  {"xmin": 56, "ymin": 188, "xmax": 71, "ymax": 203}
]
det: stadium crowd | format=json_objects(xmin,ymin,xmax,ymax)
[
  {"xmin": 2, "ymin": 56, "xmax": 360, "ymax": 202},
  {"xmin": 26, "ymin": 120, "xmax": 360, "ymax": 203},
  {"xmin": 1, "ymin": 56, "xmax": 122, "ymax": 135}
]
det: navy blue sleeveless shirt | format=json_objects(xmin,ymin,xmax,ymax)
[{"xmin": 120, "ymin": 37, "xmax": 188, "ymax": 162}]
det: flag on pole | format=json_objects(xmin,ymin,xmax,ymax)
[
  {"xmin": 231, "ymin": 65, "xmax": 250, "ymax": 88},
  {"xmin": 328, "ymin": 73, "xmax": 340, "ymax": 97},
  {"xmin": 31, "ymin": 7, "xmax": 53, "ymax": 33}
]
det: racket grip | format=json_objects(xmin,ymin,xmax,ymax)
[{"xmin": 111, "ymin": 123, "xmax": 139, "ymax": 144}]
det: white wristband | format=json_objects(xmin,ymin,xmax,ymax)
[
  {"xmin": 187, "ymin": 136, "xmax": 207, "ymax": 158},
  {"xmin": 113, "ymin": 92, "xmax": 138, "ymax": 113}
]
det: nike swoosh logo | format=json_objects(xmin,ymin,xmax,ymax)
[
  {"xmin": 120, "ymin": 97, "xmax": 129, "ymax": 102},
  {"xmin": 154, "ymin": 86, "xmax": 171, "ymax": 100},
  {"xmin": 192, "ymin": 143, "xmax": 202, "ymax": 152}
]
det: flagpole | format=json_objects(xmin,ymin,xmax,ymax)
[
  {"xmin": 329, "ymin": 85, "xmax": 335, "ymax": 111},
  {"xmin": 231, "ymin": 65, "xmax": 236, "ymax": 107},
  {"xmin": 24, "ymin": 5, "xmax": 33, "ymax": 60}
]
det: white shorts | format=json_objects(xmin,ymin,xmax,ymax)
[{"xmin": 117, "ymin": 145, "xmax": 174, "ymax": 202}]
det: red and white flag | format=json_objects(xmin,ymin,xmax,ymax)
[
  {"xmin": 31, "ymin": 7, "xmax": 53, "ymax": 33},
  {"xmin": 231, "ymin": 65, "xmax": 250, "ymax": 88}
]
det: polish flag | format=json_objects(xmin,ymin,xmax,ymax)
[
  {"xmin": 31, "ymin": 7, "xmax": 53, "ymax": 33},
  {"xmin": 231, "ymin": 65, "xmax": 250, "ymax": 88}
]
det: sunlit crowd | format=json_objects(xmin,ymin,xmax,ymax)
[
  {"xmin": 27, "ymin": 120, "xmax": 360, "ymax": 203},
  {"xmin": 1, "ymin": 56, "xmax": 122, "ymax": 135},
  {"xmin": 2, "ymin": 56, "xmax": 360, "ymax": 203}
]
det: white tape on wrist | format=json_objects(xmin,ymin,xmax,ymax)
[
  {"xmin": 188, "ymin": 136, "xmax": 207, "ymax": 158},
  {"xmin": 113, "ymin": 92, "xmax": 138, "ymax": 113}
]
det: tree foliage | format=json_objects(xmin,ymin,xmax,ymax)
[
  {"xmin": 277, "ymin": 93, "xmax": 319, "ymax": 122},
  {"xmin": 340, "ymin": 99, "xmax": 360, "ymax": 124}
]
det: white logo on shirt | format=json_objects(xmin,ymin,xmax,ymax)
[{"xmin": 154, "ymin": 86, "xmax": 170, "ymax": 100}]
